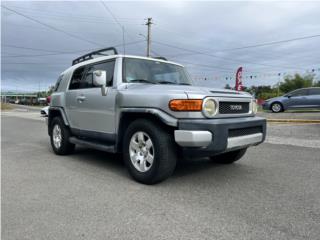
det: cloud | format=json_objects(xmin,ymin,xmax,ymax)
[{"xmin": 1, "ymin": 1, "xmax": 320, "ymax": 92}]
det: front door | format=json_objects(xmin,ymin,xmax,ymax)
[
  {"xmin": 287, "ymin": 88, "xmax": 309, "ymax": 109},
  {"xmin": 65, "ymin": 59, "xmax": 116, "ymax": 140}
]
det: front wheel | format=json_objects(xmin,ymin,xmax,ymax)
[
  {"xmin": 210, "ymin": 148, "xmax": 247, "ymax": 164},
  {"xmin": 123, "ymin": 119, "xmax": 177, "ymax": 184},
  {"xmin": 271, "ymin": 102, "xmax": 283, "ymax": 113},
  {"xmin": 50, "ymin": 117, "xmax": 75, "ymax": 155}
]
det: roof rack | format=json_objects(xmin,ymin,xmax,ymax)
[
  {"xmin": 72, "ymin": 47, "xmax": 118, "ymax": 66},
  {"xmin": 153, "ymin": 56, "xmax": 168, "ymax": 61}
]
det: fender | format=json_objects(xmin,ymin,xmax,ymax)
[
  {"xmin": 48, "ymin": 106, "xmax": 70, "ymax": 126},
  {"xmin": 119, "ymin": 108, "xmax": 178, "ymax": 127}
]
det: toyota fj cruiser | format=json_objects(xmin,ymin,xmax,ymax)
[{"xmin": 48, "ymin": 47, "xmax": 266, "ymax": 184}]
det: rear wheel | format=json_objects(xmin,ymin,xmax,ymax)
[
  {"xmin": 271, "ymin": 102, "xmax": 283, "ymax": 113},
  {"xmin": 123, "ymin": 119, "xmax": 177, "ymax": 184},
  {"xmin": 50, "ymin": 117, "xmax": 75, "ymax": 155},
  {"xmin": 210, "ymin": 148, "xmax": 247, "ymax": 164}
]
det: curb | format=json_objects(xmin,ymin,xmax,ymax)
[{"xmin": 267, "ymin": 119, "xmax": 320, "ymax": 123}]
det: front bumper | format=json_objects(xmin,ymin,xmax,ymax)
[
  {"xmin": 262, "ymin": 102, "xmax": 271, "ymax": 110},
  {"xmin": 174, "ymin": 116, "xmax": 266, "ymax": 157}
]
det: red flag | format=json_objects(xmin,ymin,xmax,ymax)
[{"xmin": 235, "ymin": 67, "xmax": 243, "ymax": 91}]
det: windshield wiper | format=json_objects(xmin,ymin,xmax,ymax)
[
  {"xmin": 178, "ymin": 83, "xmax": 191, "ymax": 85},
  {"xmin": 157, "ymin": 81, "xmax": 176, "ymax": 85},
  {"xmin": 157, "ymin": 80, "xmax": 191, "ymax": 86},
  {"xmin": 129, "ymin": 79, "xmax": 155, "ymax": 84}
]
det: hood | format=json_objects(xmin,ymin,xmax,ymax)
[{"xmin": 124, "ymin": 83, "xmax": 252, "ymax": 99}]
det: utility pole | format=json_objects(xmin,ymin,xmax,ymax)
[{"xmin": 146, "ymin": 17, "xmax": 152, "ymax": 57}]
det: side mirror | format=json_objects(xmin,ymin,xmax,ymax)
[
  {"xmin": 287, "ymin": 94, "xmax": 291, "ymax": 98},
  {"xmin": 93, "ymin": 70, "xmax": 108, "ymax": 96}
]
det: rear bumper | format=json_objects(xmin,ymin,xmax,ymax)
[{"xmin": 174, "ymin": 116, "xmax": 266, "ymax": 157}]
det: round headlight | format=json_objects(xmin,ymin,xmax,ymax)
[
  {"xmin": 202, "ymin": 98, "xmax": 217, "ymax": 118},
  {"xmin": 252, "ymin": 99, "xmax": 258, "ymax": 114}
]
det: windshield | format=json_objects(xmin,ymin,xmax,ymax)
[{"xmin": 123, "ymin": 58, "xmax": 193, "ymax": 85}]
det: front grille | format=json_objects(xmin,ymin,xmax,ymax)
[
  {"xmin": 229, "ymin": 126, "xmax": 262, "ymax": 138},
  {"xmin": 219, "ymin": 101, "xmax": 249, "ymax": 114}
]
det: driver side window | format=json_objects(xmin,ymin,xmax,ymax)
[{"xmin": 68, "ymin": 60, "xmax": 115, "ymax": 90}]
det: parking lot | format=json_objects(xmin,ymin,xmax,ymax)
[{"xmin": 2, "ymin": 110, "xmax": 320, "ymax": 240}]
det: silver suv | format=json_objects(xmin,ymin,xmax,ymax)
[{"xmin": 48, "ymin": 47, "xmax": 266, "ymax": 184}]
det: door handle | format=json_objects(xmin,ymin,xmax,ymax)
[{"xmin": 76, "ymin": 96, "xmax": 86, "ymax": 102}]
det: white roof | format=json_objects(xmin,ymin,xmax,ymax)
[{"xmin": 61, "ymin": 55, "xmax": 183, "ymax": 75}]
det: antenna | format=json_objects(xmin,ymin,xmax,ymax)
[{"xmin": 122, "ymin": 26, "xmax": 126, "ymax": 55}]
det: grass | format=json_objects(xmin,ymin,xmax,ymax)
[{"xmin": 1, "ymin": 103, "xmax": 13, "ymax": 111}]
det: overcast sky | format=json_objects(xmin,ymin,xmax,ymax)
[{"xmin": 2, "ymin": 1, "xmax": 320, "ymax": 92}]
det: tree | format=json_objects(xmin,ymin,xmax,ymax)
[
  {"xmin": 224, "ymin": 84, "xmax": 232, "ymax": 89},
  {"xmin": 247, "ymin": 85, "xmax": 279, "ymax": 99},
  {"xmin": 279, "ymin": 74, "xmax": 314, "ymax": 93},
  {"xmin": 313, "ymin": 81, "xmax": 320, "ymax": 87}
]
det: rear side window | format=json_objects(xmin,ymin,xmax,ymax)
[
  {"xmin": 309, "ymin": 88, "xmax": 320, "ymax": 95},
  {"xmin": 69, "ymin": 67, "xmax": 86, "ymax": 90}
]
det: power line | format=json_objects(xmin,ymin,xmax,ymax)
[
  {"xmin": 100, "ymin": 1, "xmax": 124, "ymax": 30},
  {"xmin": 3, "ymin": 6, "xmax": 143, "ymax": 24},
  {"xmin": 2, "ymin": 40, "xmax": 145, "ymax": 58},
  {"xmin": 100, "ymin": 1, "xmax": 127, "ymax": 53},
  {"xmin": 7, "ymin": 5, "xmax": 144, "ymax": 21},
  {"xmin": 3, "ymin": 62, "xmax": 68, "ymax": 65},
  {"xmin": 2, "ymin": 5, "xmax": 103, "ymax": 47},
  {"xmin": 167, "ymin": 34, "xmax": 320, "ymax": 58},
  {"xmin": 2, "ymin": 44, "xmax": 80, "ymax": 53},
  {"xmin": 219, "ymin": 34, "xmax": 320, "ymax": 52},
  {"xmin": 153, "ymin": 40, "xmax": 308, "ymax": 70}
]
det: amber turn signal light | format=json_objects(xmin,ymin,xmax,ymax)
[{"xmin": 169, "ymin": 99, "xmax": 203, "ymax": 111}]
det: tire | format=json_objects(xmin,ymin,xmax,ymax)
[
  {"xmin": 50, "ymin": 117, "xmax": 75, "ymax": 155},
  {"xmin": 271, "ymin": 102, "xmax": 283, "ymax": 113},
  {"xmin": 123, "ymin": 119, "xmax": 177, "ymax": 184},
  {"xmin": 210, "ymin": 148, "xmax": 247, "ymax": 164}
]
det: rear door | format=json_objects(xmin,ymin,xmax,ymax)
[{"xmin": 308, "ymin": 88, "xmax": 320, "ymax": 108}]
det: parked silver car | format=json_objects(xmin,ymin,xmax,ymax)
[
  {"xmin": 262, "ymin": 87, "xmax": 320, "ymax": 113},
  {"xmin": 47, "ymin": 47, "xmax": 266, "ymax": 184}
]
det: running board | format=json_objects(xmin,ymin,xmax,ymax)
[{"xmin": 69, "ymin": 137, "xmax": 116, "ymax": 153}]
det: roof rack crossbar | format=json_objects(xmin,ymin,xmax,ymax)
[
  {"xmin": 72, "ymin": 47, "xmax": 118, "ymax": 66},
  {"xmin": 153, "ymin": 56, "xmax": 167, "ymax": 61}
]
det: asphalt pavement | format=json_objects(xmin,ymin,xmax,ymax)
[
  {"xmin": 257, "ymin": 110, "xmax": 320, "ymax": 120},
  {"xmin": 1, "ymin": 111, "xmax": 320, "ymax": 240}
]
